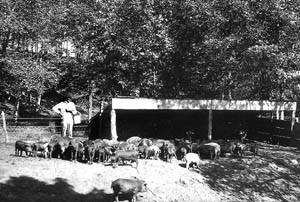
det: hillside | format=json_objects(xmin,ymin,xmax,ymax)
[{"xmin": 0, "ymin": 142, "xmax": 299, "ymax": 202}]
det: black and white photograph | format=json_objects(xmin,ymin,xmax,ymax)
[{"xmin": 1, "ymin": 1, "xmax": 300, "ymax": 202}]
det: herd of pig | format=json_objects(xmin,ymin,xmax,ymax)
[
  {"xmin": 14, "ymin": 132, "xmax": 259, "ymax": 169},
  {"xmin": 13, "ymin": 132, "xmax": 259, "ymax": 202}
]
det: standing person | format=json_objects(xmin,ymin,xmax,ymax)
[{"xmin": 52, "ymin": 93, "xmax": 77, "ymax": 137}]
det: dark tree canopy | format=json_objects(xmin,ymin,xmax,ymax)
[{"xmin": 1, "ymin": 0, "xmax": 300, "ymax": 115}]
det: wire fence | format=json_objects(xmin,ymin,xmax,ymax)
[
  {"xmin": 0, "ymin": 113, "xmax": 90, "ymax": 142},
  {"xmin": 0, "ymin": 117, "xmax": 90, "ymax": 126}
]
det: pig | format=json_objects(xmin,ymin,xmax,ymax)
[
  {"xmin": 176, "ymin": 142, "xmax": 200, "ymax": 154},
  {"xmin": 51, "ymin": 137, "xmax": 72, "ymax": 159},
  {"xmin": 90, "ymin": 139, "xmax": 104, "ymax": 162},
  {"xmin": 239, "ymin": 130, "xmax": 248, "ymax": 143},
  {"xmin": 139, "ymin": 138, "xmax": 153, "ymax": 147},
  {"xmin": 137, "ymin": 145, "xmax": 148, "ymax": 159},
  {"xmin": 15, "ymin": 140, "xmax": 33, "ymax": 157},
  {"xmin": 103, "ymin": 138, "xmax": 119, "ymax": 147},
  {"xmin": 177, "ymin": 146, "xmax": 188, "ymax": 160},
  {"xmin": 126, "ymin": 136, "xmax": 142, "ymax": 147},
  {"xmin": 145, "ymin": 145, "xmax": 160, "ymax": 160},
  {"xmin": 199, "ymin": 142, "xmax": 220, "ymax": 160},
  {"xmin": 174, "ymin": 138, "xmax": 187, "ymax": 148},
  {"xmin": 93, "ymin": 139, "xmax": 107, "ymax": 148},
  {"xmin": 110, "ymin": 150, "xmax": 139, "ymax": 168},
  {"xmin": 126, "ymin": 143, "xmax": 138, "ymax": 151},
  {"xmin": 84, "ymin": 144, "xmax": 95, "ymax": 164},
  {"xmin": 117, "ymin": 141, "xmax": 137, "ymax": 151},
  {"xmin": 213, "ymin": 139, "xmax": 236, "ymax": 156},
  {"xmin": 93, "ymin": 139, "xmax": 117, "ymax": 163},
  {"xmin": 103, "ymin": 146, "xmax": 114, "ymax": 162},
  {"xmin": 32, "ymin": 141, "xmax": 49, "ymax": 158},
  {"xmin": 117, "ymin": 141, "xmax": 128, "ymax": 150},
  {"xmin": 151, "ymin": 138, "xmax": 171, "ymax": 149},
  {"xmin": 162, "ymin": 142, "xmax": 177, "ymax": 162},
  {"xmin": 234, "ymin": 142, "xmax": 259, "ymax": 157},
  {"xmin": 96, "ymin": 146, "xmax": 106, "ymax": 163},
  {"xmin": 68, "ymin": 139, "xmax": 84, "ymax": 161},
  {"xmin": 83, "ymin": 139, "xmax": 94, "ymax": 147},
  {"xmin": 111, "ymin": 178, "xmax": 147, "ymax": 202},
  {"xmin": 234, "ymin": 142, "xmax": 245, "ymax": 156},
  {"xmin": 47, "ymin": 141, "xmax": 56, "ymax": 158},
  {"xmin": 249, "ymin": 143, "xmax": 259, "ymax": 156},
  {"xmin": 76, "ymin": 141, "xmax": 85, "ymax": 161},
  {"xmin": 183, "ymin": 153, "xmax": 201, "ymax": 169}
]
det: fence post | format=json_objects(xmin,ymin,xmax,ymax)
[{"xmin": 1, "ymin": 111, "xmax": 9, "ymax": 143}]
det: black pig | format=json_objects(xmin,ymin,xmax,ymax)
[
  {"xmin": 111, "ymin": 178, "xmax": 147, "ymax": 202},
  {"xmin": 15, "ymin": 140, "xmax": 33, "ymax": 157}
]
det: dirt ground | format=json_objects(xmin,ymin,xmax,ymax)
[{"xmin": 0, "ymin": 141, "xmax": 300, "ymax": 202}]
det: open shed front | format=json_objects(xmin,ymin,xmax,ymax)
[
  {"xmin": 95, "ymin": 98, "xmax": 297, "ymax": 141},
  {"xmin": 115, "ymin": 109, "xmax": 209, "ymax": 141},
  {"xmin": 113, "ymin": 110, "xmax": 265, "ymax": 141}
]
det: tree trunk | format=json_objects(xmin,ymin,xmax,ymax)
[
  {"xmin": 88, "ymin": 90, "xmax": 93, "ymax": 122},
  {"xmin": 1, "ymin": 111, "xmax": 9, "ymax": 143},
  {"xmin": 36, "ymin": 93, "xmax": 42, "ymax": 111},
  {"xmin": 15, "ymin": 99, "xmax": 20, "ymax": 122},
  {"xmin": 37, "ymin": 94, "xmax": 41, "ymax": 106},
  {"xmin": 1, "ymin": 31, "xmax": 10, "ymax": 57},
  {"xmin": 228, "ymin": 89, "xmax": 232, "ymax": 100},
  {"xmin": 88, "ymin": 80, "xmax": 95, "ymax": 122}
]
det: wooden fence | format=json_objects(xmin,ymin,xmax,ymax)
[
  {"xmin": 0, "ymin": 117, "xmax": 89, "ymax": 143},
  {"xmin": 247, "ymin": 118, "xmax": 300, "ymax": 148}
]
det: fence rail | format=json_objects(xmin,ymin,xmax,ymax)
[
  {"xmin": 0, "ymin": 113, "xmax": 90, "ymax": 143},
  {"xmin": 0, "ymin": 125, "xmax": 89, "ymax": 143},
  {"xmin": 248, "ymin": 118, "xmax": 300, "ymax": 148},
  {"xmin": 0, "ymin": 118, "xmax": 90, "ymax": 125}
]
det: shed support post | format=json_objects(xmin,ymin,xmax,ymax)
[
  {"xmin": 110, "ymin": 109, "xmax": 118, "ymax": 140},
  {"xmin": 291, "ymin": 110, "xmax": 296, "ymax": 131},
  {"xmin": 208, "ymin": 109, "xmax": 212, "ymax": 140},
  {"xmin": 280, "ymin": 110, "xmax": 284, "ymax": 120},
  {"xmin": 98, "ymin": 100, "xmax": 104, "ymax": 139}
]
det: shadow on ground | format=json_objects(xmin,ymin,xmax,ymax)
[
  {"xmin": 0, "ymin": 176, "xmax": 115, "ymax": 202},
  {"xmin": 199, "ymin": 145, "xmax": 300, "ymax": 202}
]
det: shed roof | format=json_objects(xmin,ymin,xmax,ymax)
[{"xmin": 111, "ymin": 98, "xmax": 297, "ymax": 111}]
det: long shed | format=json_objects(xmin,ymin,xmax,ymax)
[{"xmin": 95, "ymin": 98, "xmax": 297, "ymax": 141}]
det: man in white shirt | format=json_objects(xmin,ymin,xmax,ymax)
[{"xmin": 52, "ymin": 94, "xmax": 77, "ymax": 137}]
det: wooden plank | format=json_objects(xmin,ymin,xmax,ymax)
[
  {"xmin": 112, "ymin": 98, "xmax": 211, "ymax": 110},
  {"xmin": 210, "ymin": 100, "xmax": 296, "ymax": 111},
  {"xmin": 112, "ymin": 98, "xmax": 297, "ymax": 111}
]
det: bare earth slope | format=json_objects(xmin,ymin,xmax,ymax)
[{"xmin": 0, "ymin": 142, "xmax": 300, "ymax": 202}]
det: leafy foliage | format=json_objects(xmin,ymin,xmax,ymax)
[{"xmin": 1, "ymin": 0, "xmax": 300, "ymax": 116}]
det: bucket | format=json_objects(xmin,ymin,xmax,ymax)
[{"xmin": 73, "ymin": 113, "xmax": 81, "ymax": 124}]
